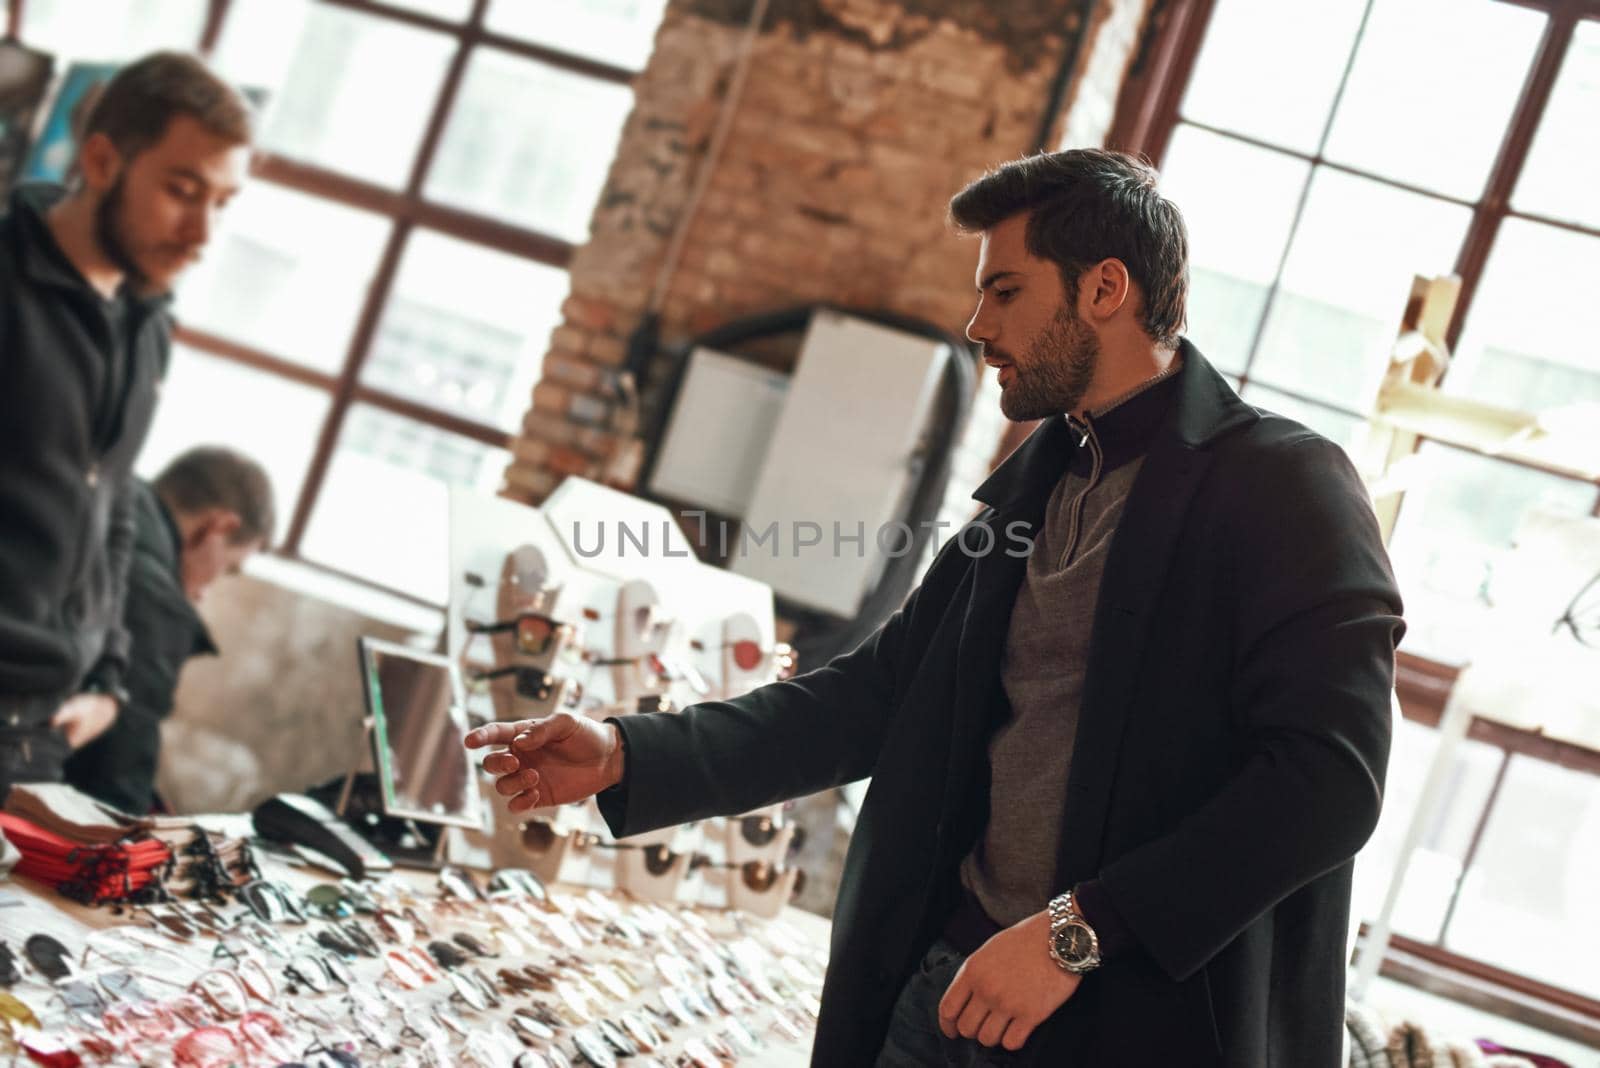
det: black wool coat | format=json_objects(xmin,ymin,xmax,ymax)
[{"xmin": 603, "ymin": 342, "xmax": 1404, "ymax": 1066}]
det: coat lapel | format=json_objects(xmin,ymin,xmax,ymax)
[{"xmin": 1053, "ymin": 344, "xmax": 1258, "ymax": 886}]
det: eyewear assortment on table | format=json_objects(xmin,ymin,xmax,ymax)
[{"xmin": 0, "ymin": 862, "xmax": 826, "ymax": 1067}]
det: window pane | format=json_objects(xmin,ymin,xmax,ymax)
[
  {"xmin": 1448, "ymin": 220, "xmax": 1600, "ymax": 412},
  {"xmin": 380, "ymin": 0, "xmax": 473, "ymax": 20},
  {"xmin": 175, "ymin": 183, "xmax": 391, "ymax": 372},
  {"xmin": 1179, "ymin": 0, "xmax": 1366, "ymax": 153},
  {"xmin": 1239, "ymin": 383, "xmax": 1363, "ymax": 456},
  {"xmin": 1515, "ymin": 21, "xmax": 1600, "ymax": 230},
  {"xmin": 300, "ymin": 408, "xmax": 510, "ymax": 603},
  {"xmin": 1159, "ymin": 125, "xmax": 1309, "ymax": 373},
  {"xmin": 1445, "ymin": 757, "xmax": 1600, "ymax": 997},
  {"xmin": 134, "ymin": 344, "xmax": 329, "ymax": 526},
  {"xmin": 426, "ymin": 49, "xmax": 633, "ymax": 243},
  {"xmin": 213, "ymin": 0, "xmax": 455, "ymax": 188},
  {"xmin": 1323, "ymin": 0, "xmax": 1545, "ymax": 201},
  {"xmin": 1387, "ymin": 444, "xmax": 1597, "ymax": 663},
  {"xmin": 486, "ymin": 0, "xmax": 669, "ymax": 71},
  {"xmin": 1250, "ymin": 168, "xmax": 1470, "ymax": 410},
  {"xmin": 1352, "ymin": 719, "xmax": 1505, "ymax": 941},
  {"xmin": 19, "ymin": 0, "xmax": 206, "ymax": 62},
  {"xmin": 361, "ymin": 232, "xmax": 569, "ymax": 432}
]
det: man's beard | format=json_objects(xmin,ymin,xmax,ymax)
[
  {"xmin": 997, "ymin": 303, "xmax": 1100, "ymax": 422},
  {"xmin": 93, "ymin": 176, "xmax": 146, "ymax": 288}
]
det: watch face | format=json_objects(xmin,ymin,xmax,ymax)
[{"xmin": 1052, "ymin": 922, "xmax": 1094, "ymax": 965}]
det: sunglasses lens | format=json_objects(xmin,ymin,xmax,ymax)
[
  {"xmin": 643, "ymin": 845, "xmax": 676, "ymax": 876},
  {"xmin": 522, "ymin": 821, "xmax": 554, "ymax": 853},
  {"xmin": 176, "ymin": 1026, "xmax": 242, "ymax": 1068},
  {"xmin": 100, "ymin": 970, "xmax": 140, "ymax": 1001},
  {"xmin": 385, "ymin": 953, "xmax": 423, "ymax": 990},
  {"xmin": 741, "ymin": 862, "xmax": 778, "ymax": 892},
  {"xmin": 59, "ymin": 981, "xmax": 102, "ymax": 1017},
  {"xmin": 732, "ymin": 640, "xmax": 763, "ymax": 672},
  {"xmin": 517, "ymin": 616, "xmax": 554, "ymax": 653},
  {"xmin": 325, "ymin": 955, "xmax": 355, "ymax": 987},
  {"xmin": 740, "ymin": 816, "xmax": 778, "ymax": 847},
  {"xmin": 450, "ymin": 970, "xmax": 488, "ymax": 1012},
  {"xmin": 287, "ymin": 958, "xmax": 328, "ymax": 994},
  {"xmin": 245, "ymin": 885, "xmax": 285, "ymax": 924},
  {"xmin": 514, "ymin": 668, "xmax": 552, "ymax": 700},
  {"xmin": 306, "ymin": 885, "xmax": 348, "ymax": 916},
  {"xmin": 24, "ymin": 934, "xmax": 71, "ymax": 981}
]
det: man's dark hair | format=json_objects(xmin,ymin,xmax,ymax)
[
  {"xmin": 154, "ymin": 446, "xmax": 276, "ymax": 548},
  {"xmin": 948, "ymin": 149, "xmax": 1189, "ymax": 347},
  {"xmin": 81, "ymin": 51, "xmax": 253, "ymax": 161}
]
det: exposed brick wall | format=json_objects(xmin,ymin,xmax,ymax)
[{"xmin": 501, "ymin": 0, "xmax": 1156, "ymax": 509}]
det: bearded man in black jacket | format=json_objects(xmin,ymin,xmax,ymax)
[{"xmin": 0, "ymin": 53, "xmax": 252, "ymax": 797}]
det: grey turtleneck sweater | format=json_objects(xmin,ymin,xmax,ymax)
[{"xmin": 960, "ymin": 358, "xmax": 1184, "ymax": 927}]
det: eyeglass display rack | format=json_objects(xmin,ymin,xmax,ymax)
[{"xmin": 445, "ymin": 479, "xmax": 805, "ymax": 918}]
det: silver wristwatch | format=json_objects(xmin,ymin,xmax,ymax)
[{"xmin": 1046, "ymin": 891, "xmax": 1102, "ymax": 975}]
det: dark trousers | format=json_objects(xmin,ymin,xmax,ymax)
[
  {"xmin": 875, "ymin": 940, "xmax": 1032, "ymax": 1067},
  {"xmin": 0, "ymin": 695, "xmax": 70, "ymax": 801}
]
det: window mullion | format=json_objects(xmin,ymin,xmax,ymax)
[
  {"xmin": 1442, "ymin": 10, "xmax": 1578, "ymax": 354},
  {"xmin": 280, "ymin": 0, "xmax": 489, "ymax": 555}
]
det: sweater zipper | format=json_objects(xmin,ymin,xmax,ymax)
[{"xmin": 1058, "ymin": 419, "xmax": 1104, "ymax": 570}]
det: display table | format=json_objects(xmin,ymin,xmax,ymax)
[{"xmin": 0, "ymin": 839, "xmax": 829, "ymax": 1067}]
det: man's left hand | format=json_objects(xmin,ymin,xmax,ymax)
[
  {"xmin": 937, "ymin": 909, "xmax": 1082, "ymax": 1051},
  {"xmin": 50, "ymin": 694, "xmax": 119, "ymax": 749}
]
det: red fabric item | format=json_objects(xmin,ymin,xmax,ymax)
[{"xmin": 0, "ymin": 812, "xmax": 169, "ymax": 901}]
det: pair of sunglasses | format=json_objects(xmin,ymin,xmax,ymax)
[
  {"xmin": 438, "ymin": 865, "xmax": 487, "ymax": 902},
  {"xmin": 737, "ymin": 814, "xmax": 803, "ymax": 850},
  {"xmin": 373, "ymin": 907, "xmax": 429, "ymax": 946},
  {"xmin": 589, "ymin": 652, "xmax": 707, "ymax": 695},
  {"xmin": 240, "ymin": 880, "xmax": 309, "ymax": 925},
  {"xmin": 488, "ymin": 867, "xmax": 550, "ymax": 904},
  {"xmin": 689, "ymin": 638, "xmax": 798, "ymax": 677},
  {"xmin": 283, "ymin": 953, "xmax": 355, "ymax": 995},
  {"xmin": 447, "ymin": 967, "xmax": 502, "ymax": 1013},
  {"xmin": 690, "ymin": 857, "xmax": 808, "ymax": 897},
  {"xmin": 305, "ymin": 884, "xmax": 364, "ymax": 918},
  {"xmin": 472, "ymin": 664, "xmax": 580, "ymax": 704},
  {"xmin": 314, "ymin": 922, "xmax": 379, "ymax": 960},
  {"xmin": 521, "ymin": 823, "xmax": 682, "ymax": 875},
  {"xmin": 467, "ymin": 613, "xmax": 569, "ymax": 656},
  {"xmin": 274, "ymin": 1041, "xmax": 361, "ymax": 1067}
]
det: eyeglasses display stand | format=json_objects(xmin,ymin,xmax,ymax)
[{"xmin": 606, "ymin": 580, "xmax": 676, "ymax": 708}]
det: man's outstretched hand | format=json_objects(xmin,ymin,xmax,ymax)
[{"xmin": 464, "ymin": 712, "xmax": 625, "ymax": 812}]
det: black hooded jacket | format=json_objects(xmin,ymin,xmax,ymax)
[{"xmin": 0, "ymin": 183, "xmax": 171, "ymax": 711}]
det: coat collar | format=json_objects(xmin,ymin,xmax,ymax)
[
  {"xmin": 971, "ymin": 339, "xmax": 1257, "ymax": 516},
  {"xmin": 7, "ymin": 182, "xmax": 174, "ymax": 311}
]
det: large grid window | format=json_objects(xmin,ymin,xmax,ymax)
[
  {"xmin": 8, "ymin": 0, "xmax": 663, "ymax": 603},
  {"xmin": 1111, "ymin": 0, "xmax": 1600, "ymax": 1015}
]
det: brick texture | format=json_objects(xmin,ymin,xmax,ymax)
[{"xmin": 502, "ymin": 0, "xmax": 1153, "ymax": 519}]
